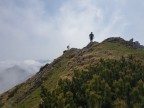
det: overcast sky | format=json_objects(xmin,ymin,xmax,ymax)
[{"xmin": 0, "ymin": 0, "xmax": 144, "ymax": 61}]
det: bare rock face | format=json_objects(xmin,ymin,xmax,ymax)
[
  {"xmin": 129, "ymin": 38, "xmax": 144, "ymax": 49},
  {"xmin": 129, "ymin": 38, "xmax": 134, "ymax": 43},
  {"xmin": 133, "ymin": 41, "xmax": 144, "ymax": 49}
]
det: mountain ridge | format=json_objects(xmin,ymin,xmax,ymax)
[{"xmin": 0, "ymin": 37, "xmax": 144, "ymax": 108}]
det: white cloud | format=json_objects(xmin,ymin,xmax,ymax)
[
  {"xmin": 0, "ymin": 0, "xmax": 143, "ymax": 60},
  {"xmin": 56, "ymin": 0, "xmax": 103, "ymax": 48},
  {"xmin": 0, "ymin": 59, "xmax": 49, "ymax": 93},
  {"xmin": 51, "ymin": 0, "xmax": 128, "ymax": 48}
]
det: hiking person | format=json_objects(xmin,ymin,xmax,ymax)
[
  {"xmin": 89, "ymin": 32, "xmax": 94, "ymax": 42},
  {"xmin": 67, "ymin": 45, "xmax": 70, "ymax": 50}
]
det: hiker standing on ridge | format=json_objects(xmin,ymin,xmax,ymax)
[
  {"xmin": 89, "ymin": 32, "xmax": 94, "ymax": 42},
  {"xmin": 67, "ymin": 45, "xmax": 70, "ymax": 50}
]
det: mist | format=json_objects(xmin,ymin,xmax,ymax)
[{"xmin": 0, "ymin": 59, "xmax": 50, "ymax": 94}]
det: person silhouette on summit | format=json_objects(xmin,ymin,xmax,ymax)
[
  {"xmin": 67, "ymin": 45, "xmax": 70, "ymax": 50},
  {"xmin": 89, "ymin": 32, "xmax": 94, "ymax": 42}
]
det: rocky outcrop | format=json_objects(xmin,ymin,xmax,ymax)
[
  {"xmin": 103, "ymin": 37, "xmax": 144, "ymax": 50},
  {"xmin": 103, "ymin": 37, "xmax": 125, "ymax": 43},
  {"xmin": 129, "ymin": 38, "xmax": 144, "ymax": 49}
]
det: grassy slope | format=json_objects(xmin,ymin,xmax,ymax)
[{"xmin": 1, "ymin": 41, "xmax": 144, "ymax": 108}]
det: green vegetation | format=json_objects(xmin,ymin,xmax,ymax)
[
  {"xmin": 40, "ymin": 57, "xmax": 144, "ymax": 108},
  {"xmin": 1, "ymin": 39, "xmax": 144, "ymax": 108}
]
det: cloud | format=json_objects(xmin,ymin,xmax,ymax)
[
  {"xmin": 56, "ymin": 0, "xmax": 103, "ymax": 47},
  {"xmin": 51, "ymin": 0, "xmax": 129, "ymax": 48},
  {"xmin": 0, "ymin": 59, "xmax": 49, "ymax": 94},
  {"xmin": 0, "ymin": 0, "xmax": 143, "ymax": 61},
  {"xmin": 0, "ymin": 0, "xmax": 67, "ymax": 60}
]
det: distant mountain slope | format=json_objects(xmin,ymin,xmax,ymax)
[
  {"xmin": 0, "ymin": 60, "xmax": 50, "ymax": 94},
  {"xmin": 0, "ymin": 37, "xmax": 144, "ymax": 108},
  {"xmin": 0, "ymin": 65, "xmax": 33, "ymax": 93}
]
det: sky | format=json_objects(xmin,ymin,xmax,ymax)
[{"xmin": 0, "ymin": 0, "xmax": 144, "ymax": 61}]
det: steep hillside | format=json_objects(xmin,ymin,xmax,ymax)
[
  {"xmin": 0, "ymin": 37, "xmax": 144, "ymax": 108},
  {"xmin": 40, "ymin": 57, "xmax": 144, "ymax": 108}
]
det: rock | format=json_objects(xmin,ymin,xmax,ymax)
[
  {"xmin": 129, "ymin": 38, "xmax": 133, "ymax": 43},
  {"xmin": 103, "ymin": 37, "xmax": 144, "ymax": 50},
  {"xmin": 103, "ymin": 37, "xmax": 125, "ymax": 43},
  {"xmin": 133, "ymin": 41, "xmax": 144, "ymax": 49},
  {"xmin": 63, "ymin": 50, "xmax": 67, "ymax": 54}
]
